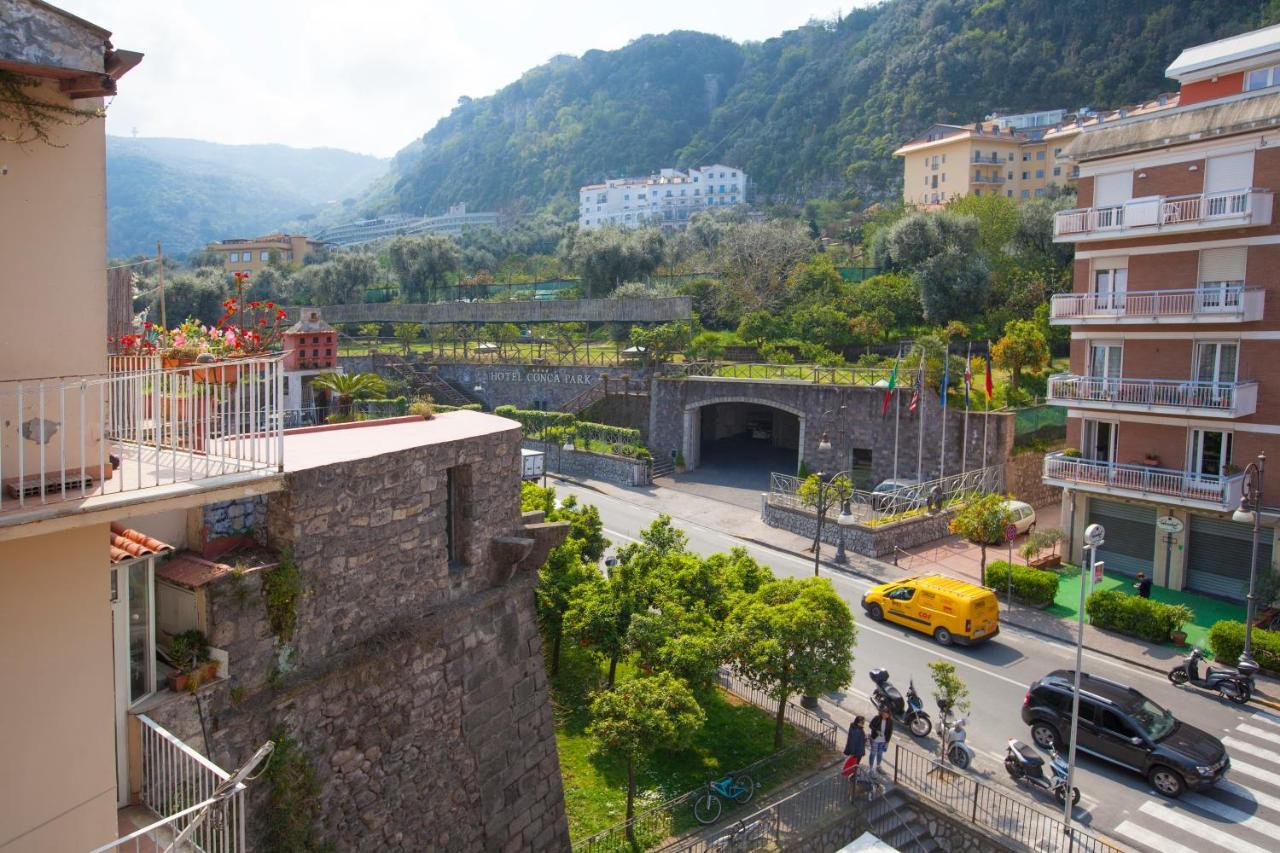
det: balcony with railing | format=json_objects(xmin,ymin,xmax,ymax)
[
  {"xmin": 1049, "ymin": 286, "xmax": 1265, "ymax": 325},
  {"xmin": 1054, "ymin": 188, "xmax": 1273, "ymax": 241},
  {"xmin": 0, "ymin": 355, "xmax": 284, "ymax": 528},
  {"xmin": 972, "ymin": 153, "xmax": 1003, "ymax": 164},
  {"xmin": 97, "ymin": 715, "xmax": 249, "ymax": 853},
  {"xmin": 971, "ymin": 171, "xmax": 1006, "ymax": 184},
  {"xmin": 1042, "ymin": 452, "xmax": 1245, "ymax": 511},
  {"xmin": 1046, "ymin": 374, "xmax": 1257, "ymax": 417}
]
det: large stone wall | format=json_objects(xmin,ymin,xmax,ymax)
[
  {"xmin": 524, "ymin": 439, "xmax": 650, "ymax": 487},
  {"xmin": 149, "ymin": 420, "xmax": 571, "ymax": 851},
  {"xmin": 762, "ymin": 500, "xmax": 958, "ymax": 559},
  {"xmin": 434, "ymin": 363, "xmax": 653, "ymax": 412},
  {"xmin": 1004, "ymin": 448, "xmax": 1062, "ymax": 509},
  {"xmin": 651, "ymin": 377, "xmax": 1014, "ymax": 486}
]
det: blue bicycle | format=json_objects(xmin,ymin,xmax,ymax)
[{"xmin": 693, "ymin": 772, "xmax": 755, "ymax": 824}]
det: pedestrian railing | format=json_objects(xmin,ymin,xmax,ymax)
[{"xmin": 768, "ymin": 464, "xmax": 1003, "ymax": 523}]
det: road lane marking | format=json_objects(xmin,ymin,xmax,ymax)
[
  {"xmin": 1231, "ymin": 759, "xmax": 1280, "ymax": 788},
  {"xmin": 854, "ymin": 621, "xmax": 1030, "ymax": 688},
  {"xmin": 1247, "ymin": 709, "xmax": 1280, "ymax": 728},
  {"xmin": 1113, "ymin": 820, "xmax": 1202, "ymax": 853},
  {"xmin": 1138, "ymin": 800, "xmax": 1270, "ymax": 853},
  {"xmin": 1237, "ymin": 723, "xmax": 1280, "ymax": 746},
  {"xmin": 1182, "ymin": 790, "xmax": 1280, "ymax": 838},
  {"xmin": 1217, "ymin": 778, "xmax": 1280, "ymax": 813},
  {"xmin": 1223, "ymin": 737, "xmax": 1280, "ymax": 766}
]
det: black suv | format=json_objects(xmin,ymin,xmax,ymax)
[{"xmin": 1022, "ymin": 671, "xmax": 1228, "ymax": 798}]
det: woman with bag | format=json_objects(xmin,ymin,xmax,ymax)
[{"xmin": 842, "ymin": 716, "xmax": 866, "ymax": 802}]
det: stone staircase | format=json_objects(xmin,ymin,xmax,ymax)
[
  {"xmin": 867, "ymin": 787, "xmax": 940, "ymax": 852},
  {"xmin": 376, "ymin": 356, "xmax": 473, "ymax": 407},
  {"xmin": 648, "ymin": 452, "xmax": 675, "ymax": 478}
]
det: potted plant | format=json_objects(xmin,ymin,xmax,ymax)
[
  {"xmin": 1060, "ymin": 447, "xmax": 1083, "ymax": 458},
  {"xmin": 1020, "ymin": 528, "xmax": 1065, "ymax": 569},
  {"xmin": 1143, "ymin": 453, "xmax": 1161, "ymax": 467},
  {"xmin": 165, "ymin": 629, "xmax": 219, "ymax": 692},
  {"xmin": 1166, "ymin": 604, "xmax": 1195, "ymax": 646}
]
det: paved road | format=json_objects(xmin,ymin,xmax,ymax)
[{"xmin": 558, "ymin": 480, "xmax": 1280, "ymax": 853}]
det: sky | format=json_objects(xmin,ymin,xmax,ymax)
[{"xmin": 64, "ymin": 0, "xmax": 855, "ymax": 159}]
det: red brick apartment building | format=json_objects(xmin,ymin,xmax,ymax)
[{"xmin": 1044, "ymin": 23, "xmax": 1280, "ymax": 599}]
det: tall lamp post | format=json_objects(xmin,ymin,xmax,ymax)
[
  {"xmin": 1064, "ymin": 523, "xmax": 1104, "ymax": 837},
  {"xmin": 810, "ymin": 471, "xmax": 848, "ymax": 576},
  {"xmin": 1232, "ymin": 452, "xmax": 1266, "ymax": 675}
]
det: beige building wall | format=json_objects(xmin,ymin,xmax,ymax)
[
  {"xmin": 0, "ymin": 80, "xmax": 107, "ymax": 382},
  {"xmin": 0, "ymin": 525, "xmax": 116, "ymax": 853}
]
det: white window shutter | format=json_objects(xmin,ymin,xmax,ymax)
[
  {"xmin": 1094, "ymin": 171, "xmax": 1133, "ymax": 206},
  {"xmin": 1205, "ymin": 152, "xmax": 1254, "ymax": 194},
  {"xmin": 1199, "ymin": 247, "xmax": 1247, "ymax": 283}
]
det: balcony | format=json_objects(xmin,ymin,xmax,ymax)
[
  {"xmin": 972, "ymin": 172, "xmax": 1006, "ymax": 185},
  {"xmin": 0, "ymin": 356, "xmax": 284, "ymax": 529},
  {"xmin": 1042, "ymin": 452, "xmax": 1245, "ymax": 512},
  {"xmin": 972, "ymin": 154, "xmax": 1003, "ymax": 164},
  {"xmin": 1049, "ymin": 286, "xmax": 1265, "ymax": 325},
  {"xmin": 1046, "ymin": 374, "xmax": 1257, "ymax": 418},
  {"xmin": 1054, "ymin": 188, "xmax": 1273, "ymax": 241}
]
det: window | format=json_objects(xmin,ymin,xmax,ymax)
[
  {"xmin": 260, "ymin": 251, "xmax": 270, "ymax": 261},
  {"xmin": 325, "ymin": 348, "xmax": 332, "ymax": 356},
  {"xmin": 228, "ymin": 252, "xmax": 239, "ymax": 262},
  {"xmin": 1245, "ymin": 65, "xmax": 1280, "ymax": 91},
  {"xmin": 1006, "ymin": 190, "xmax": 1013, "ymax": 198},
  {"xmin": 1053, "ymin": 166, "xmax": 1062, "ymax": 177},
  {"xmin": 1194, "ymin": 341, "xmax": 1239, "ymax": 386},
  {"xmin": 941, "ymin": 173, "xmax": 946, "ymax": 182},
  {"xmin": 886, "ymin": 587, "xmax": 916, "ymax": 601},
  {"xmin": 941, "ymin": 153, "xmax": 946, "ymax": 164},
  {"xmin": 1008, "ymin": 171, "xmax": 1014, "ymax": 180},
  {"xmin": 1036, "ymin": 150, "xmax": 1045, "ymax": 160},
  {"xmin": 1189, "ymin": 428, "xmax": 1232, "ymax": 477},
  {"xmin": 1035, "ymin": 188, "xmax": 1044, "ymax": 197},
  {"xmin": 924, "ymin": 175, "xmax": 929, "ymax": 186},
  {"xmin": 624, "ymin": 194, "xmax": 629, "ymax": 200},
  {"xmin": 446, "ymin": 465, "xmax": 471, "ymax": 567},
  {"xmin": 1022, "ymin": 153, "xmax": 1030, "ymax": 161},
  {"xmin": 1007, "ymin": 153, "xmax": 1014, "ymax": 161},
  {"xmin": 1054, "ymin": 147, "xmax": 1062, "ymax": 157},
  {"xmin": 1022, "ymin": 171, "xmax": 1029, "ymax": 180},
  {"xmin": 1036, "ymin": 169, "xmax": 1045, "ymax": 179}
]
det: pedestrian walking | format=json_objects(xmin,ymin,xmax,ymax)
[
  {"xmin": 1133, "ymin": 572, "xmax": 1152, "ymax": 599},
  {"xmin": 868, "ymin": 708, "xmax": 894, "ymax": 775},
  {"xmin": 842, "ymin": 716, "xmax": 866, "ymax": 801}
]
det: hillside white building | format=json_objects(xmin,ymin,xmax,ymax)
[{"xmin": 578, "ymin": 164, "xmax": 748, "ymax": 230}]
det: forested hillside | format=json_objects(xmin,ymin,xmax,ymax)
[
  {"xmin": 107, "ymin": 137, "xmax": 387, "ymax": 258},
  {"xmin": 378, "ymin": 0, "xmax": 1274, "ymax": 214}
]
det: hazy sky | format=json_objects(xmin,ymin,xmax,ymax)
[{"xmin": 64, "ymin": 1, "xmax": 854, "ymax": 158}]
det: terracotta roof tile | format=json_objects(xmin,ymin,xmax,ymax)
[{"xmin": 109, "ymin": 523, "xmax": 173, "ymax": 564}]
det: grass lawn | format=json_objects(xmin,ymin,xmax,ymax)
[
  {"xmin": 1048, "ymin": 567, "xmax": 1245, "ymax": 652},
  {"xmin": 552, "ymin": 645, "xmax": 828, "ymax": 845}
]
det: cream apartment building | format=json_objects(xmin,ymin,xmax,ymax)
[
  {"xmin": 205, "ymin": 231, "xmax": 325, "ymax": 274},
  {"xmin": 1043, "ymin": 22, "xmax": 1280, "ymax": 599}
]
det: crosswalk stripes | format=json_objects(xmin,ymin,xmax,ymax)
[{"xmin": 1111, "ymin": 711, "xmax": 1280, "ymax": 853}]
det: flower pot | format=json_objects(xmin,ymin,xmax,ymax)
[
  {"xmin": 166, "ymin": 659, "xmax": 220, "ymax": 693},
  {"xmin": 1170, "ymin": 630, "xmax": 1188, "ymax": 646}
]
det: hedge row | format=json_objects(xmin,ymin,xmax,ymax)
[
  {"xmin": 493, "ymin": 406, "xmax": 575, "ymax": 436},
  {"xmin": 1085, "ymin": 589, "xmax": 1193, "ymax": 643},
  {"xmin": 985, "ymin": 561, "xmax": 1059, "ymax": 608},
  {"xmin": 432, "ymin": 403, "xmax": 483, "ymax": 413},
  {"xmin": 355, "ymin": 397, "xmax": 409, "ymax": 415},
  {"xmin": 575, "ymin": 420, "xmax": 642, "ymax": 447},
  {"xmin": 1208, "ymin": 620, "xmax": 1280, "ymax": 674},
  {"xmin": 494, "ymin": 406, "xmax": 648, "ymax": 456}
]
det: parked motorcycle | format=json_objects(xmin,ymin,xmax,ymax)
[
  {"xmin": 870, "ymin": 669, "xmax": 932, "ymax": 737},
  {"xmin": 1168, "ymin": 647, "xmax": 1254, "ymax": 704},
  {"xmin": 1004, "ymin": 738, "xmax": 1080, "ymax": 806},
  {"xmin": 940, "ymin": 713, "xmax": 974, "ymax": 770}
]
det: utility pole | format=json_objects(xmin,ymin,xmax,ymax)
[{"xmin": 156, "ymin": 241, "xmax": 167, "ymax": 330}]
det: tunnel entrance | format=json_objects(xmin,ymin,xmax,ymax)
[{"xmin": 667, "ymin": 402, "xmax": 801, "ymax": 507}]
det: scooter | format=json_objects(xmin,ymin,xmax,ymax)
[
  {"xmin": 870, "ymin": 669, "xmax": 932, "ymax": 737},
  {"xmin": 940, "ymin": 713, "xmax": 974, "ymax": 770},
  {"xmin": 1004, "ymin": 738, "xmax": 1080, "ymax": 806},
  {"xmin": 1168, "ymin": 647, "xmax": 1254, "ymax": 704}
]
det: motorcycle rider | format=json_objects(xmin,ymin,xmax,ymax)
[{"xmin": 868, "ymin": 708, "xmax": 894, "ymax": 774}]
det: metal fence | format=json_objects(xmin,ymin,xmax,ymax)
[
  {"xmin": 892, "ymin": 743, "xmax": 1123, "ymax": 853},
  {"xmin": 667, "ymin": 362, "xmax": 892, "ymax": 386},
  {"xmin": 1014, "ymin": 402, "xmax": 1067, "ymax": 448},
  {"xmin": 768, "ymin": 464, "xmax": 1004, "ymax": 523},
  {"xmin": 345, "ymin": 340, "xmax": 636, "ymax": 366}
]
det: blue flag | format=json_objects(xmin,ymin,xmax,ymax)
[{"xmin": 940, "ymin": 346, "xmax": 950, "ymax": 409}]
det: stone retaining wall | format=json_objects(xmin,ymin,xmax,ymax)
[
  {"xmin": 762, "ymin": 500, "xmax": 956, "ymax": 559},
  {"xmin": 525, "ymin": 439, "xmax": 649, "ymax": 488},
  {"xmin": 1004, "ymin": 448, "xmax": 1062, "ymax": 508}
]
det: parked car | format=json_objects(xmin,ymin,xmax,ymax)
[
  {"xmin": 870, "ymin": 478, "xmax": 922, "ymax": 511},
  {"xmin": 1021, "ymin": 670, "xmax": 1229, "ymax": 798},
  {"xmin": 861, "ymin": 575, "xmax": 1000, "ymax": 646},
  {"xmin": 1002, "ymin": 500, "xmax": 1037, "ymax": 535}
]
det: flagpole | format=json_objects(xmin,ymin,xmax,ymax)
[
  {"xmin": 962, "ymin": 343, "xmax": 972, "ymax": 475},
  {"xmin": 892, "ymin": 350, "xmax": 901, "ymax": 483},
  {"xmin": 939, "ymin": 344, "xmax": 949, "ymax": 482},
  {"xmin": 982, "ymin": 343, "xmax": 992, "ymax": 470},
  {"xmin": 916, "ymin": 353, "xmax": 926, "ymax": 483}
]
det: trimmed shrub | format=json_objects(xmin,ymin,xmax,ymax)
[
  {"xmin": 432, "ymin": 403, "xmax": 482, "ymax": 413},
  {"xmin": 986, "ymin": 561, "xmax": 1059, "ymax": 608},
  {"xmin": 493, "ymin": 406, "xmax": 575, "ymax": 437},
  {"xmin": 575, "ymin": 420, "xmax": 642, "ymax": 446},
  {"xmin": 1208, "ymin": 620, "xmax": 1280, "ymax": 673},
  {"xmin": 1085, "ymin": 589, "xmax": 1193, "ymax": 644},
  {"xmin": 355, "ymin": 396, "xmax": 408, "ymax": 415}
]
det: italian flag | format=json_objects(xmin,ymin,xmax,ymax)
[{"xmin": 881, "ymin": 358, "xmax": 898, "ymax": 417}]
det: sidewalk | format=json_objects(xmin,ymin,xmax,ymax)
[{"xmin": 555, "ymin": 473, "xmax": 1280, "ymax": 711}]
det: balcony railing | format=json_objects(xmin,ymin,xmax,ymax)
[
  {"xmin": 1042, "ymin": 452, "xmax": 1244, "ymax": 511},
  {"xmin": 1049, "ymin": 286, "xmax": 1264, "ymax": 324},
  {"xmin": 1046, "ymin": 374, "xmax": 1257, "ymax": 417},
  {"xmin": 0, "ymin": 355, "xmax": 283, "ymax": 520},
  {"xmin": 1055, "ymin": 188, "xmax": 1273, "ymax": 239},
  {"xmin": 972, "ymin": 172, "xmax": 1006, "ymax": 184},
  {"xmin": 972, "ymin": 154, "xmax": 1003, "ymax": 164},
  {"xmin": 94, "ymin": 715, "xmax": 245, "ymax": 852}
]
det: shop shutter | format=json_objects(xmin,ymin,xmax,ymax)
[
  {"xmin": 1094, "ymin": 171, "xmax": 1133, "ymax": 207},
  {"xmin": 1087, "ymin": 499, "xmax": 1155, "ymax": 578},
  {"xmin": 1205, "ymin": 152, "xmax": 1254, "ymax": 194},
  {"xmin": 1198, "ymin": 247, "xmax": 1247, "ymax": 285},
  {"xmin": 1186, "ymin": 514, "xmax": 1270, "ymax": 600}
]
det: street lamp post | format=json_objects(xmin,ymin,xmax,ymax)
[
  {"xmin": 1064, "ymin": 523, "xmax": 1104, "ymax": 837},
  {"xmin": 812, "ymin": 471, "xmax": 830, "ymax": 577},
  {"xmin": 835, "ymin": 499, "xmax": 854, "ymax": 565},
  {"xmin": 1232, "ymin": 452, "xmax": 1266, "ymax": 675}
]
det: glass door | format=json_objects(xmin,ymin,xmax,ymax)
[
  {"xmin": 1087, "ymin": 342, "xmax": 1122, "ymax": 401},
  {"xmin": 1194, "ymin": 341, "xmax": 1238, "ymax": 408},
  {"xmin": 1083, "ymin": 420, "xmax": 1117, "ymax": 464},
  {"xmin": 1188, "ymin": 429, "xmax": 1232, "ymax": 478},
  {"xmin": 111, "ymin": 559, "xmax": 156, "ymax": 808},
  {"xmin": 1093, "ymin": 267, "xmax": 1127, "ymax": 313}
]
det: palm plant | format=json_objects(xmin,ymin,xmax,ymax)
[{"xmin": 311, "ymin": 372, "xmax": 387, "ymax": 407}]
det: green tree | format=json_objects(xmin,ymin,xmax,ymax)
[
  {"xmin": 629, "ymin": 322, "xmax": 694, "ymax": 366},
  {"xmin": 536, "ymin": 537, "xmax": 597, "ymax": 676},
  {"xmin": 727, "ymin": 577, "xmax": 856, "ymax": 748},
  {"xmin": 392, "ymin": 322, "xmax": 421, "ymax": 355},
  {"xmin": 310, "ymin": 253, "xmax": 379, "ymax": 305},
  {"xmin": 587, "ymin": 673, "xmax": 704, "ymax": 840},
  {"xmin": 712, "ymin": 220, "xmax": 813, "ymax": 320},
  {"xmin": 562, "ymin": 227, "xmax": 664, "ymax": 298},
  {"xmin": 946, "ymin": 193, "xmax": 1019, "ymax": 270},
  {"xmin": 884, "ymin": 212, "xmax": 989, "ymax": 323},
  {"xmin": 388, "ymin": 234, "xmax": 461, "ymax": 302},
  {"xmin": 992, "ymin": 319, "xmax": 1050, "ymax": 391},
  {"xmin": 928, "ymin": 660, "xmax": 971, "ymax": 715},
  {"xmin": 736, "ymin": 311, "xmax": 781, "ymax": 348},
  {"xmin": 686, "ymin": 330, "xmax": 727, "ymax": 362},
  {"xmin": 358, "ymin": 322, "xmax": 382, "ymax": 339},
  {"xmin": 788, "ymin": 253, "xmax": 843, "ymax": 300},
  {"xmin": 625, "ymin": 607, "xmax": 723, "ymax": 693},
  {"xmin": 797, "ymin": 473, "xmax": 852, "ymax": 507},
  {"xmin": 311, "ymin": 372, "xmax": 387, "ymax": 407},
  {"xmin": 948, "ymin": 493, "xmax": 1012, "ymax": 587}
]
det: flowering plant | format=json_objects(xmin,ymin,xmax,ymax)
[{"xmin": 214, "ymin": 272, "xmax": 289, "ymax": 355}]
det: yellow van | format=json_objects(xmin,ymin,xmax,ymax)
[{"xmin": 861, "ymin": 575, "xmax": 999, "ymax": 646}]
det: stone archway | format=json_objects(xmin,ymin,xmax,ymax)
[{"xmin": 682, "ymin": 397, "xmax": 807, "ymax": 473}]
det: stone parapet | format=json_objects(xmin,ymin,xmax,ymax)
[{"xmin": 762, "ymin": 500, "xmax": 956, "ymax": 559}]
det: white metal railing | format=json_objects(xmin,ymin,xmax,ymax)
[
  {"xmin": 1043, "ymin": 452, "xmax": 1245, "ymax": 509},
  {"xmin": 769, "ymin": 464, "xmax": 1003, "ymax": 521},
  {"xmin": 1049, "ymin": 286, "xmax": 1263, "ymax": 322},
  {"xmin": 1055, "ymin": 188, "xmax": 1273, "ymax": 237},
  {"xmin": 92, "ymin": 715, "xmax": 245, "ymax": 853},
  {"xmin": 0, "ymin": 355, "xmax": 284, "ymax": 516},
  {"xmin": 1047, "ymin": 374, "xmax": 1257, "ymax": 415}
]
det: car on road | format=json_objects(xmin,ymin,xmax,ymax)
[
  {"xmin": 1021, "ymin": 670, "xmax": 1229, "ymax": 798},
  {"xmin": 1002, "ymin": 500, "xmax": 1036, "ymax": 535},
  {"xmin": 861, "ymin": 575, "xmax": 1000, "ymax": 646}
]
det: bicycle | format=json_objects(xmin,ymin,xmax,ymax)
[
  {"xmin": 693, "ymin": 772, "xmax": 756, "ymax": 824},
  {"xmin": 706, "ymin": 816, "xmax": 768, "ymax": 850}
]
